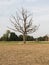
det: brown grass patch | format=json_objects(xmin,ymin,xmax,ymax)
[{"xmin": 0, "ymin": 44, "xmax": 49, "ymax": 65}]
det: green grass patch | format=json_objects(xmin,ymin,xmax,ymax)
[{"xmin": 0, "ymin": 41, "xmax": 49, "ymax": 45}]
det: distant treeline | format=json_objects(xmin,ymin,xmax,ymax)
[{"xmin": 0, "ymin": 30, "xmax": 49, "ymax": 41}]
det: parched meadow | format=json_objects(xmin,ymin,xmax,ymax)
[{"xmin": 0, "ymin": 41, "xmax": 49, "ymax": 65}]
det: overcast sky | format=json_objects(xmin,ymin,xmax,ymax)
[{"xmin": 0, "ymin": 0, "xmax": 49, "ymax": 37}]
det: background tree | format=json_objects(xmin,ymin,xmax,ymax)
[
  {"xmin": 43, "ymin": 35, "xmax": 49, "ymax": 41},
  {"xmin": 37, "ymin": 37, "xmax": 44, "ymax": 41},
  {"xmin": 9, "ymin": 8, "xmax": 39, "ymax": 43},
  {"xmin": 1, "ymin": 30, "xmax": 10, "ymax": 41},
  {"xmin": 18, "ymin": 35, "xmax": 23, "ymax": 41},
  {"xmin": 26, "ymin": 35, "xmax": 35, "ymax": 41},
  {"xmin": 9, "ymin": 32, "xmax": 19, "ymax": 41}
]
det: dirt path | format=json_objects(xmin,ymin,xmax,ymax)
[{"xmin": 0, "ymin": 44, "xmax": 49, "ymax": 65}]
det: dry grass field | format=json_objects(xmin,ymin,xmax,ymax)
[{"xmin": 0, "ymin": 41, "xmax": 49, "ymax": 65}]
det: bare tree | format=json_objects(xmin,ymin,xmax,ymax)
[{"xmin": 9, "ymin": 8, "xmax": 39, "ymax": 43}]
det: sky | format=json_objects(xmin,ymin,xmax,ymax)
[{"xmin": 0, "ymin": 0, "xmax": 49, "ymax": 38}]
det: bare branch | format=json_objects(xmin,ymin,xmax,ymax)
[
  {"xmin": 10, "ymin": 15, "xmax": 24, "ymax": 33},
  {"xmin": 27, "ymin": 25, "xmax": 39, "ymax": 34},
  {"xmin": 7, "ymin": 26, "xmax": 23, "ymax": 33},
  {"xmin": 26, "ymin": 18, "xmax": 32, "ymax": 29},
  {"xmin": 16, "ymin": 11, "xmax": 23, "ymax": 21}
]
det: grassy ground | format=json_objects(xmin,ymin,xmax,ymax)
[
  {"xmin": 0, "ymin": 41, "xmax": 49, "ymax": 45},
  {"xmin": 0, "ymin": 41, "xmax": 49, "ymax": 65}
]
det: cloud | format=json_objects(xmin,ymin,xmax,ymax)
[
  {"xmin": 0, "ymin": 0, "xmax": 8, "ymax": 1},
  {"xmin": 0, "ymin": 0, "xmax": 14, "ymax": 5},
  {"xmin": 24, "ymin": 0, "xmax": 38, "ymax": 2}
]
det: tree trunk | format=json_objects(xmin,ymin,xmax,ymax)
[{"xmin": 23, "ymin": 34, "xmax": 26, "ymax": 44}]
